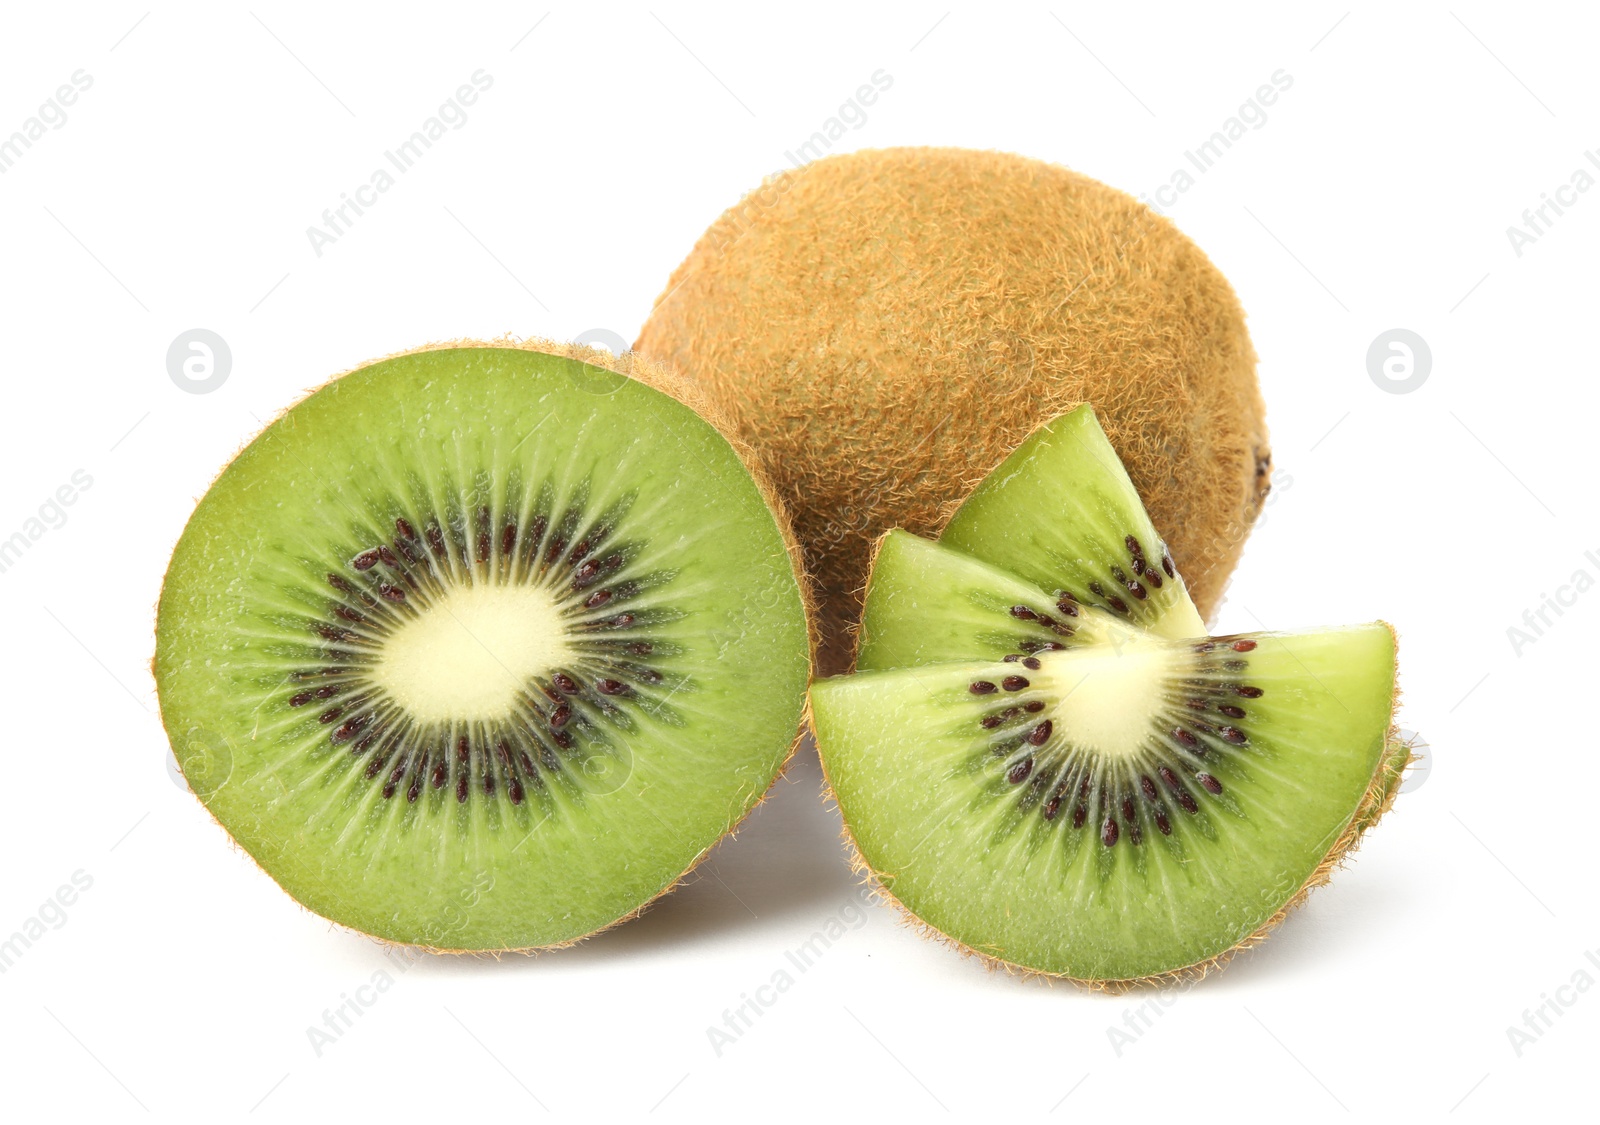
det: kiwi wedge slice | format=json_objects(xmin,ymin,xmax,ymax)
[
  {"xmin": 812, "ymin": 406, "xmax": 1404, "ymax": 986},
  {"xmin": 154, "ymin": 342, "xmax": 811, "ymax": 951},
  {"xmin": 855, "ymin": 529, "xmax": 1139, "ymax": 670},
  {"xmin": 939, "ymin": 404, "xmax": 1207, "ymax": 638},
  {"xmin": 813, "ymin": 621, "xmax": 1400, "ymax": 983}
]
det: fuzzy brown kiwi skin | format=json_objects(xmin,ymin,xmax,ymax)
[
  {"xmin": 152, "ymin": 335, "xmax": 816, "ymax": 956},
  {"xmin": 637, "ymin": 146, "xmax": 1269, "ymax": 676},
  {"xmin": 810, "ymin": 616, "xmax": 1407, "ymax": 992}
]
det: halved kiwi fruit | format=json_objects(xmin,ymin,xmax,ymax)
[
  {"xmin": 811, "ymin": 406, "xmax": 1404, "ymax": 986},
  {"xmin": 154, "ymin": 341, "xmax": 811, "ymax": 951}
]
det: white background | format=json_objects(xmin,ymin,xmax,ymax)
[{"xmin": 1, "ymin": 2, "xmax": 1593, "ymax": 1120}]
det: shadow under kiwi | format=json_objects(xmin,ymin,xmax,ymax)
[
  {"xmin": 557, "ymin": 734, "xmax": 858, "ymax": 962},
  {"xmin": 394, "ymin": 734, "xmax": 859, "ymax": 971},
  {"xmin": 1149, "ymin": 859, "xmax": 1418, "ymax": 996}
]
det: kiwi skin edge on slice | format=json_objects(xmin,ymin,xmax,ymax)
[
  {"xmin": 810, "ymin": 406, "xmax": 1409, "ymax": 990},
  {"xmin": 812, "ymin": 625, "xmax": 1408, "ymax": 990},
  {"xmin": 154, "ymin": 339, "xmax": 814, "ymax": 953}
]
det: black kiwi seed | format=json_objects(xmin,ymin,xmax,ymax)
[
  {"xmin": 284, "ymin": 495, "xmax": 676, "ymax": 806},
  {"xmin": 976, "ymin": 641, "xmax": 1261, "ymax": 851}
]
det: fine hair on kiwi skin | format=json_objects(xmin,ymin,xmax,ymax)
[
  {"xmin": 821, "ymin": 580, "xmax": 1412, "ymax": 992},
  {"xmin": 808, "ymin": 405, "xmax": 1408, "ymax": 989},
  {"xmin": 823, "ymin": 625, "xmax": 1412, "ymax": 994},
  {"xmin": 155, "ymin": 337, "xmax": 816, "ymax": 954},
  {"xmin": 636, "ymin": 145, "xmax": 1271, "ymax": 676}
]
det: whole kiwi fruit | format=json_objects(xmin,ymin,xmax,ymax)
[{"xmin": 637, "ymin": 146, "xmax": 1269, "ymax": 675}]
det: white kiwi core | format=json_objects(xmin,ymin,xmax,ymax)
[
  {"xmin": 370, "ymin": 585, "xmax": 571, "ymax": 723},
  {"xmin": 1037, "ymin": 638, "xmax": 1170, "ymax": 760}
]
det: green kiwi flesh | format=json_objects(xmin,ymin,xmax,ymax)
[
  {"xmin": 939, "ymin": 405, "xmax": 1207, "ymax": 640},
  {"xmin": 856, "ymin": 529, "xmax": 1138, "ymax": 671},
  {"xmin": 154, "ymin": 345, "xmax": 810, "ymax": 950},
  {"xmin": 813, "ymin": 404, "xmax": 1402, "ymax": 984},
  {"xmin": 812, "ymin": 618, "xmax": 1397, "ymax": 982}
]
